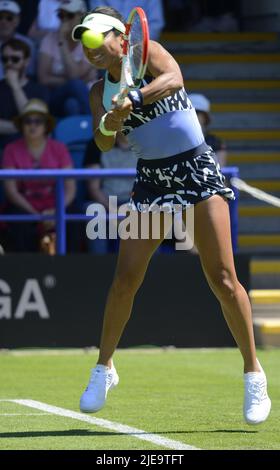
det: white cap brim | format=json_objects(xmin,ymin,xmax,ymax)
[
  {"xmin": 0, "ymin": 1, "xmax": 21, "ymax": 14},
  {"xmin": 72, "ymin": 13, "xmax": 125, "ymax": 41}
]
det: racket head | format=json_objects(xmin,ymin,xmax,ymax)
[
  {"xmin": 117, "ymin": 7, "xmax": 149, "ymax": 103},
  {"xmin": 126, "ymin": 7, "xmax": 149, "ymax": 86}
]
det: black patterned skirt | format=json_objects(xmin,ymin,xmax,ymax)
[{"xmin": 130, "ymin": 146, "xmax": 235, "ymax": 212}]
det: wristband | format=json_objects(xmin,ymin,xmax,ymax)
[
  {"xmin": 128, "ymin": 89, "xmax": 143, "ymax": 112},
  {"xmin": 99, "ymin": 114, "xmax": 117, "ymax": 137}
]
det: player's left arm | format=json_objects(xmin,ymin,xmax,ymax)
[
  {"xmin": 140, "ymin": 41, "xmax": 184, "ymax": 104},
  {"xmin": 112, "ymin": 41, "xmax": 184, "ymax": 114}
]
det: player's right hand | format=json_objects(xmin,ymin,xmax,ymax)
[
  {"xmin": 112, "ymin": 96, "xmax": 133, "ymax": 117},
  {"xmin": 104, "ymin": 111, "xmax": 125, "ymax": 132}
]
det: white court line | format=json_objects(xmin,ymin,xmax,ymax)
[
  {"xmin": 1, "ymin": 413, "xmax": 49, "ymax": 416},
  {"xmin": 2, "ymin": 399, "xmax": 200, "ymax": 450}
]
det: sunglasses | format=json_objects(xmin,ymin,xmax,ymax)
[
  {"xmin": 0, "ymin": 13, "xmax": 15, "ymax": 22},
  {"xmin": 57, "ymin": 10, "xmax": 75, "ymax": 21},
  {"xmin": 23, "ymin": 117, "xmax": 46, "ymax": 126},
  {"xmin": 2, "ymin": 55, "xmax": 22, "ymax": 64}
]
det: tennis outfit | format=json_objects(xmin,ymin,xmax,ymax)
[{"xmin": 103, "ymin": 73, "xmax": 234, "ymax": 211}]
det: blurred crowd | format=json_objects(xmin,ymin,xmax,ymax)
[
  {"xmin": 164, "ymin": 0, "xmax": 240, "ymax": 32},
  {"xmin": 0, "ymin": 0, "xmax": 230, "ymax": 254}
]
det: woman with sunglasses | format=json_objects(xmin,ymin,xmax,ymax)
[
  {"xmin": 0, "ymin": 0, "xmax": 36, "ymax": 80},
  {"xmin": 2, "ymin": 99, "xmax": 77, "ymax": 252},
  {"xmin": 38, "ymin": 0, "xmax": 97, "ymax": 117}
]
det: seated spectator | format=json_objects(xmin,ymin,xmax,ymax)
[
  {"xmin": 2, "ymin": 99, "xmax": 78, "ymax": 253},
  {"xmin": 164, "ymin": 0, "xmax": 202, "ymax": 32},
  {"xmin": 190, "ymin": 1, "xmax": 239, "ymax": 32},
  {"xmin": 28, "ymin": 0, "xmax": 61, "ymax": 43},
  {"xmin": 191, "ymin": 11, "xmax": 238, "ymax": 32},
  {"xmin": 84, "ymin": 133, "xmax": 136, "ymax": 253},
  {"xmin": 0, "ymin": 0, "xmax": 36, "ymax": 79},
  {"xmin": 0, "ymin": 38, "xmax": 49, "ymax": 154},
  {"xmin": 89, "ymin": 0, "xmax": 165, "ymax": 40},
  {"xmin": 38, "ymin": 0, "xmax": 97, "ymax": 118},
  {"xmin": 189, "ymin": 93, "xmax": 227, "ymax": 167}
]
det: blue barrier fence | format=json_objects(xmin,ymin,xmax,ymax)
[{"xmin": 0, "ymin": 167, "xmax": 239, "ymax": 254}]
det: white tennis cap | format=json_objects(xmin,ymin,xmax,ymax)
[
  {"xmin": 0, "ymin": 0, "xmax": 20, "ymax": 14},
  {"xmin": 58, "ymin": 0, "xmax": 86, "ymax": 13},
  {"xmin": 189, "ymin": 94, "xmax": 210, "ymax": 113},
  {"xmin": 72, "ymin": 13, "xmax": 125, "ymax": 41}
]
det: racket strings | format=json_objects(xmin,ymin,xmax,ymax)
[{"xmin": 129, "ymin": 14, "xmax": 144, "ymax": 82}]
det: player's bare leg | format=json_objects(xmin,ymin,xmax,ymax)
[
  {"xmin": 194, "ymin": 195, "xmax": 257, "ymax": 372},
  {"xmin": 80, "ymin": 212, "xmax": 171, "ymax": 413},
  {"xmin": 194, "ymin": 195, "xmax": 271, "ymax": 424},
  {"xmin": 98, "ymin": 212, "xmax": 171, "ymax": 366}
]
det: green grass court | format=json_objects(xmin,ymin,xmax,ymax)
[{"xmin": 0, "ymin": 348, "xmax": 279, "ymax": 450}]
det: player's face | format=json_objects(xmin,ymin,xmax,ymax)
[{"xmin": 83, "ymin": 30, "xmax": 123, "ymax": 69}]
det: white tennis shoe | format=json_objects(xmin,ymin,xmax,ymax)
[
  {"xmin": 80, "ymin": 363, "xmax": 119, "ymax": 413},
  {"xmin": 243, "ymin": 361, "xmax": 271, "ymax": 425}
]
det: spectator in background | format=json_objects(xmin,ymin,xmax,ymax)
[
  {"xmin": 164, "ymin": 0, "xmax": 202, "ymax": 32},
  {"xmin": 0, "ymin": 38, "xmax": 49, "ymax": 153},
  {"xmin": 16, "ymin": 0, "xmax": 39, "ymax": 36},
  {"xmin": 28, "ymin": 0, "xmax": 61, "ymax": 43},
  {"xmin": 0, "ymin": 0, "xmax": 36, "ymax": 78},
  {"xmin": 89, "ymin": 0, "xmax": 165, "ymax": 40},
  {"xmin": 163, "ymin": 0, "xmax": 239, "ymax": 32},
  {"xmin": 84, "ymin": 133, "xmax": 136, "ymax": 253},
  {"xmin": 189, "ymin": 93, "xmax": 227, "ymax": 167},
  {"xmin": 38, "ymin": 0, "xmax": 97, "ymax": 118},
  {"xmin": 2, "ymin": 99, "xmax": 77, "ymax": 253}
]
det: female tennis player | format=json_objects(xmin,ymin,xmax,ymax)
[{"xmin": 72, "ymin": 6, "xmax": 271, "ymax": 425}]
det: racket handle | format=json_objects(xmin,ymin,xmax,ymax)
[{"xmin": 116, "ymin": 55, "xmax": 130, "ymax": 106}]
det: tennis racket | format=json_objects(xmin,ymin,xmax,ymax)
[{"xmin": 117, "ymin": 7, "xmax": 149, "ymax": 105}]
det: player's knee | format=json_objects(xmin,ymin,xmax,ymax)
[{"xmin": 209, "ymin": 268, "xmax": 239, "ymax": 302}]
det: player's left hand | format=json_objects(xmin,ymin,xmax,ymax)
[{"xmin": 111, "ymin": 95, "xmax": 133, "ymax": 119}]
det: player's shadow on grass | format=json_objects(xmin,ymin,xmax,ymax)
[
  {"xmin": 197, "ymin": 430, "xmax": 258, "ymax": 434},
  {"xmin": 0, "ymin": 429, "xmax": 258, "ymax": 439}
]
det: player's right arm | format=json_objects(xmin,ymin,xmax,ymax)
[{"xmin": 90, "ymin": 79, "xmax": 128, "ymax": 152}]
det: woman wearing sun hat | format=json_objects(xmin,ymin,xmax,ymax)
[{"xmin": 2, "ymin": 98, "xmax": 77, "ymax": 252}]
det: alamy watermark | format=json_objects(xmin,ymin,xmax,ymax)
[{"xmin": 86, "ymin": 196, "xmax": 194, "ymax": 251}]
